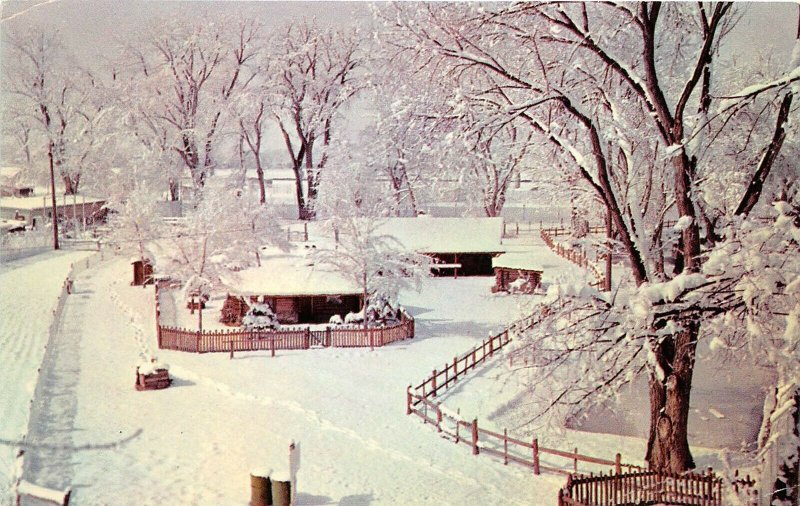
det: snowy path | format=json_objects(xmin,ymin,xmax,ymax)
[
  {"xmin": 22, "ymin": 269, "xmax": 96, "ymax": 493},
  {"xmin": 0, "ymin": 251, "xmax": 92, "ymax": 500}
]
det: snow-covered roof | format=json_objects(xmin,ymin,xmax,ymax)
[
  {"xmin": 0, "ymin": 219, "xmax": 26, "ymax": 233},
  {"xmin": 221, "ymin": 247, "xmax": 361, "ymax": 297},
  {"xmin": 0, "ymin": 193, "xmax": 106, "ymax": 211},
  {"xmin": 0, "ymin": 166, "xmax": 24, "ymax": 181},
  {"xmin": 374, "ymin": 217, "xmax": 505, "ymax": 254},
  {"xmin": 492, "ymin": 252, "xmax": 544, "ymax": 271}
]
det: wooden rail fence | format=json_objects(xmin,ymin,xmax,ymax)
[
  {"xmin": 155, "ymin": 285, "xmax": 414, "ymax": 354},
  {"xmin": 540, "ymin": 229, "xmax": 608, "ymax": 290},
  {"xmin": 405, "ymin": 318, "xmax": 641, "ymax": 477},
  {"xmin": 558, "ymin": 468, "xmax": 727, "ymax": 506},
  {"xmin": 406, "ymin": 388, "xmax": 640, "ymax": 477}
]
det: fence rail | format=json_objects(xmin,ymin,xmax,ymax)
[
  {"xmin": 412, "ymin": 329, "xmax": 511, "ymax": 399},
  {"xmin": 558, "ymin": 468, "xmax": 725, "ymax": 506}
]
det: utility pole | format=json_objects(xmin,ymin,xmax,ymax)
[{"xmin": 48, "ymin": 142, "xmax": 59, "ymax": 250}]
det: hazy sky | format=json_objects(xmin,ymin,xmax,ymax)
[
  {"xmin": 0, "ymin": 1, "xmax": 797, "ymax": 158},
  {"xmin": 1, "ymin": 1, "xmax": 797, "ymax": 64}
]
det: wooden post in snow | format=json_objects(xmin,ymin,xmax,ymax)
[
  {"xmin": 406, "ymin": 386, "xmax": 412, "ymax": 415},
  {"xmin": 431, "ymin": 370, "xmax": 437, "ymax": 397},
  {"xmin": 471, "ymin": 419, "xmax": 479, "ymax": 455},
  {"xmin": 532, "ymin": 438, "xmax": 540, "ymax": 475}
]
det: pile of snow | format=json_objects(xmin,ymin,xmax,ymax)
[{"xmin": 137, "ymin": 359, "xmax": 170, "ymax": 376}]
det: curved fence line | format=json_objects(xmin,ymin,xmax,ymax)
[
  {"xmin": 405, "ymin": 314, "xmax": 643, "ymax": 481},
  {"xmin": 540, "ymin": 229, "xmax": 608, "ymax": 290}
]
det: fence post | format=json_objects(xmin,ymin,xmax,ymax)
[
  {"xmin": 304, "ymin": 327, "xmax": 311, "ymax": 349},
  {"xmin": 325, "ymin": 326, "xmax": 331, "ymax": 347},
  {"xmin": 489, "ymin": 336, "xmax": 494, "ymax": 356},
  {"xmin": 270, "ymin": 338, "xmax": 275, "ymax": 358},
  {"xmin": 532, "ymin": 438, "xmax": 540, "ymax": 475},
  {"xmin": 406, "ymin": 386, "xmax": 412, "ymax": 415},
  {"xmin": 380, "ymin": 325, "xmax": 385, "ymax": 346},
  {"xmin": 436, "ymin": 404, "xmax": 442, "ymax": 433},
  {"xmin": 229, "ymin": 339, "xmax": 234, "ymax": 360},
  {"xmin": 431, "ymin": 370, "xmax": 437, "ymax": 397},
  {"xmin": 574, "ymin": 447, "xmax": 578, "ymax": 473},
  {"xmin": 196, "ymin": 331, "xmax": 201, "ymax": 353},
  {"xmin": 503, "ymin": 428, "xmax": 508, "ymax": 465},
  {"xmin": 453, "ymin": 356, "xmax": 458, "ymax": 383},
  {"xmin": 471, "ymin": 419, "xmax": 479, "ymax": 455},
  {"xmin": 615, "ymin": 453, "xmax": 621, "ymax": 474},
  {"xmin": 369, "ymin": 328, "xmax": 374, "ymax": 351}
]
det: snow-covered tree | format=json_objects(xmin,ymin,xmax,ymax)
[
  {"xmin": 384, "ymin": 2, "xmax": 799, "ymax": 472},
  {"xmin": 268, "ymin": 20, "xmax": 365, "ymax": 220},
  {"xmin": 315, "ymin": 160, "xmax": 430, "ymax": 326},
  {"xmin": 2, "ymin": 29, "xmax": 106, "ymax": 196},
  {"xmin": 121, "ymin": 17, "xmax": 259, "ymax": 197},
  {"xmin": 157, "ymin": 184, "xmax": 286, "ymax": 303},
  {"xmin": 242, "ymin": 302, "xmax": 279, "ymax": 331}
]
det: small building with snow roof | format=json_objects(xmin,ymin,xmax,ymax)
[
  {"xmin": 219, "ymin": 247, "xmax": 363, "ymax": 325},
  {"xmin": 374, "ymin": 216, "xmax": 505, "ymax": 277},
  {"xmin": 491, "ymin": 252, "xmax": 543, "ymax": 293},
  {"xmin": 0, "ymin": 190, "xmax": 106, "ymax": 229}
]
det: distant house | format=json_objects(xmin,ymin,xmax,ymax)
[
  {"xmin": 375, "ymin": 217, "xmax": 505, "ymax": 277},
  {"xmin": 220, "ymin": 248, "xmax": 363, "ymax": 325},
  {"xmin": 0, "ymin": 166, "xmax": 34, "ymax": 198},
  {"xmin": 0, "ymin": 190, "xmax": 106, "ymax": 229}
]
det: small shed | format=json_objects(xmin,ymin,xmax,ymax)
[
  {"xmin": 491, "ymin": 253, "xmax": 543, "ymax": 293},
  {"xmin": 131, "ymin": 258, "xmax": 154, "ymax": 286}
]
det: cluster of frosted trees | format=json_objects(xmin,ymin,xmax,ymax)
[{"xmin": 3, "ymin": 4, "xmax": 799, "ymax": 491}]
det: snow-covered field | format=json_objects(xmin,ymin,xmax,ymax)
[{"xmin": 0, "ymin": 233, "xmax": 767, "ymax": 505}]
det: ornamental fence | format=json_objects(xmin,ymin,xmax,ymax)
[
  {"xmin": 557, "ymin": 468, "xmax": 734, "ymax": 506},
  {"xmin": 155, "ymin": 285, "xmax": 414, "ymax": 355}
]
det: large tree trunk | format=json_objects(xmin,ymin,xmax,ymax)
[
  {"xmin": 645, "ymin": 321, "xmax": 698, "ymax": 472},
  {"xmin": 62, "ymin": 174, "xmax": 79, "ymax": 195}
]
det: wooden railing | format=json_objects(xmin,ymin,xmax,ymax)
[
  {"xmin": 405, "ymin": 316, "xmax": 640, "ymax": 477},
  {"xmin": 411, "ymin": 329, "xmax": 511, "ymax": 399},
  {"xmin": 558, "ymin": 469, "xmax": 726, "ymax": 506},
  {"xmin": 406, "ymin": 390, "xmax": 640, "ymax": 477},
  {"xmin": 540, "ymin": 229, "xmax": 608, "ymax": 290}
]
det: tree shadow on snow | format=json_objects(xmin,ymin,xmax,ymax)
[{"xmin": 295, "ymin": 492, "xmax": 373, "ymax": 505}]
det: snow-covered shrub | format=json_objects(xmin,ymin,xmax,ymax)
[
  {"xmin": 329, "ymin": 314, "xmax": 343, "ymax": 325},
  {"xmin": 344, "ymin": 309, "xmax": 364, "ymax": 325},
  {"xmin": 242, "ymin": 302, "xmax": 279, "ymax": 331}
]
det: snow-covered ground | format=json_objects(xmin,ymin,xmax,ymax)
[
  {"xmin": 0, "ymin": 250, "xmax": 93, "ymax": 499},
  {"xmin": 1, "ymin": 232, "xmax": 769, "ymax": 504}
]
